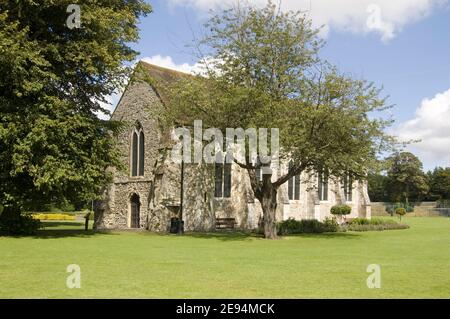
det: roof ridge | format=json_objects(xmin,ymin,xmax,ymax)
[{"xmin": 139, "ymin": 60, "xmax": 193, "ymax": 77}]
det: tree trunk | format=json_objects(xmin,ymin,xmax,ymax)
[
  {"xmin": 242, "ymin": 162, "xmax": 287, "ymax": 240},
  {"xmin": 259, "ymin": 183, "xmax": 279, "ymax": 239}
]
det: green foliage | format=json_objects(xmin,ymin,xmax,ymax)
[
  {"xmin": 386, "ymin": 202, "xmax": 414, "ymax": 215},
  {"xmin": 44, "ymin": 202, "xmax": 75, "ymax": 213},
  {"xmin": 0, "ymin": 1, "xmax": 151, "ymax": 211},
  {"xmin": 367, "ymin": 172, "xmax": 390, "ymax": 202},
  {"xmin": 386, "ymin": 152, "xmax": 429, "ymax": 203},
  {"xmin": 369, "ymin": 163, "xmax": 450, "ymax": 203},
  {"xmin": 427, "ymin": 167, "xmax": 450, "ymax": 200},
  {"xmin": 351, "ymin": 218, "xmax": 397, "ymax": 225},
  {"xmin": 395, "ymin": 207, "xmax": 406, "ymax": 217},
  {"xmin": 347, "ymin": 223, "xmax": 409, "ymax": 232},
  {"xmin": 330, "ymin": 204, "xmax": 352, "ymax": 216},
  {"xmin": 347, "ymin": 217, "xmax": 408, "ymax": 231},
  {"xmin": 277, "ymin": 217, "xmax": 339, "ymax": 235},
  {"xmin": 0, "ymin": 211, "xmax": 42, "ymax": 235}
]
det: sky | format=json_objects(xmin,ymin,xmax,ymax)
[{"xmin": 106, "ymin": 0, "xmax": 450, "ymax": 171}]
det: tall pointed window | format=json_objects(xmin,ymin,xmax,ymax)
[
  {"xmin": 342, "ymin": 173, "xmax": 353, "ymax": 202},
  {"xmin": 131, "ymin": 126, "xmax": 145, "ymax": 177},
  {"xmin": 139, "ymin": 130, "xmax": 145, "ymax": 176},
  {"xmin": 214, "ymin": 163, "xmax": 232, "ymax": 198},
  {"xmin": 288, "ymin": 161, "xmax": 301, "ymax": 200},
  {"xmin": 318, "ymin": 169, "xmax": 329, "ymax": 201},
  {"xmin": 131, "ymin": 132, "xmax": 138, "ymax": 176}
]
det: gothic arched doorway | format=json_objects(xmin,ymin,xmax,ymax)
[{"xmin": 130, "ymin": 194, "xmax": 140, "ymax": 228}]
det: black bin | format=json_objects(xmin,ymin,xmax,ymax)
[{"xmin": 170, "ymin": 218, "xmax": 184, "ymax": 234}]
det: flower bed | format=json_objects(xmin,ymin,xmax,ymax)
[{"xmin": 32, "ymin": 213, "xmax": 76, "ymax": 221}]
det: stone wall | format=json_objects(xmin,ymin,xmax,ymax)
[{"xmin": 371, "ymin": 201, "xmax": 439, "ymax": 217}]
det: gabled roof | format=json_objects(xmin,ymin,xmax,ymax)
[
  {"xmin": 138, "ymin": 61, "xmax": 193, "ymax": 106},
  {"xmin": 110, "ymin": 61, "xmax": 193, "ymax": 121}
]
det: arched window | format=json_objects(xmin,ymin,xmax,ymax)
[
  {"xmin": 288, "ymin": 161, "xmax": 301, "ymax": 200},
  {"xmin": 131, "ymin": 125, "xmax": 145, "ymax": 177},
  {"xmin": 131, "ymin": 132, "xmax": 138, "ymax": 176},
  {"xmin": 214, "ymin": 163, "xmax": 232, "ymax": 198},
  {"xmin": 342, "ymin": 173, "xmax": 353, "ymax": 202},
  {"xmin": 130, "ymin": 193, "xmax": 140, "ymax": 228},
  {"xmin": 139, "ymin": 130, "xmax": 145, "ymax": 176},
  {"xmin": 318, "ymin": 168, "xmax": 329, "ymax": 201}
]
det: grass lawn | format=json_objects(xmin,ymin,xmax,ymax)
[{"xmin": 0, "ymin": 217, "xmax": 449, "ymax": 298}]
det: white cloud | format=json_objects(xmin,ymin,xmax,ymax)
[
  {"xmin": 141, "ymin": 55, "xmax": 204, "ymax": 74},
  {"xmin": 167, "ymin": 0, "xmax": 446, "ymax": 41},
  {"xmin": 397, "ymin": 89, "xmax": 450, "ymax": 169}
]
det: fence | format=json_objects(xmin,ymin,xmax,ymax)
[{"xmin": 371, "ymin": 202, "xmax": 450, "ymax": 217}]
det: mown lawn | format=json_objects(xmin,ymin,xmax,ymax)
[{"xmin": 0, "ymin": 217, "xmax": 449, "ymax": 298}]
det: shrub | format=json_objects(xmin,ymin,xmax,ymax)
[
  {"xmin": 348, "ymin": 223, "xmax": 409, "ymax": 232},
  {"xmin": 330, "ymin": 204, "xmax": 352, "ymax": 216},
  {"xmin": 323, "ymin": 217, "xmax": 340, "ymax": 232},
  {"xmin": 41, "ymin": 201, "xmax": 76, "ymax": 213},
  {"xmin": 350, "ymin": 218, "xmax": 397, "ymax": 226},
  {"xmin": 386, "ymin": 202, "xmax": 414, "ymax": 215},
  {"xmin": 330, "ymin": 204, "xmax": 352, "ymax": 224},
  {"xmin": 277, "ymin": 218, "xmax": 339, "ymax": 235},
  {"xmin": 347, "ymin": 217, "xmax": 409, "ymax": 231},
  {"xmin": 395, "ymin": 207, "xmax": 406, "ymax": 220},
  {"xmin": 0, "ymin": 211, "xmax": 42, "ymax": 235}
]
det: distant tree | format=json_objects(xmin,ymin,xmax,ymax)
[
  {"xmin": 386, "ymin": 152, "xmax": 429, "ymax": 203},
  {"xmin": 367, "ymin": 172, "xmax": 390, "ymax": 202},
  {"xmin": 0, "ymin": 1, "xmax": 151, "ymax": 216},
  {"xmin": 427, "ymin": 167, "xmax": 450, "ymax": 200}
]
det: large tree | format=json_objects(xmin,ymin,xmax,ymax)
[
  {"xmin": 0, "ymin": 1, "xmax": 151, "ymax": 213},
  {"xmin": 386, "ymin": 152, "xmax": 429, "ymax": 203},
  {"xmin": 427, "ymin": 167, "xmax": 450, "ymax": 200},
  {"xmin": 167, "ymin": 2, "xmax": 396, "ymax": 239},
  {"xmin": 367, "ymin": 172, "xmax": 390, "ymax": 202}
]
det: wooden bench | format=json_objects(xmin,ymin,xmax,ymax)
[{"xmin": 215, "ymin": 218, "xmax": 237, "ymax": 230}]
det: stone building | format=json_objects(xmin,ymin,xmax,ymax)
[{"xmin": 94, "ymin": 62, "xmax": 371, "ymax": 232}]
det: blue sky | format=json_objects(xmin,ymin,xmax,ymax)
[{"xmin": 110, "ymin": 0, "xmax": 450, "ymax": 170}]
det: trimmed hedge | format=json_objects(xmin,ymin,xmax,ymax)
[
  {"xmin": 277, "ymin": 218, "xmax": 339, "ymax": 235},
  {"xmin": 347, "ymin": 223, "xmax": 410, "ymax": 231},
  {"xmin": 350, "ymin": 217, "xmax": 397, "ymax": 225},
  {"xmin": 347, "ymin": 218, "xmax": 409, "ymax": 231},
  {"xmin": 330, "ymin": 204, "xmax": 352, "ymax": 216}
]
